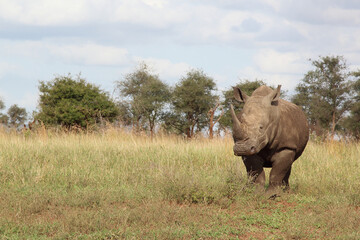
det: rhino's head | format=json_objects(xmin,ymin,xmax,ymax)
[{"xmin": 231, "ymin": 85, "xmax": 281, "ymax": 156}]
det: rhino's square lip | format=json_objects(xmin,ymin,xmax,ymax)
[{"xmin": 233, "ymin": 149, "xmax": 256, "ymax": 156}]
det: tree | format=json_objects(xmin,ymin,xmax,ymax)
[
  {"xmin": 165, "ymin": 69, "xmax": 217, "ymax": 138},
  {"xmin": 207, "ymin": 99, "xmax": 223, "ymax": 139},
  {"xmin": 0, "ymin": 98, "xmax": 4, "ymax": 111},
  {"xmin": 37, "ymin": 74, "xmax": 119, "ymax": 129},
  {"xmin": 0, "ymin": 97, "xmax": 8, "ymax": 125},
  {"xmin": 116, "ymin": 101, "xmax": 133, "ymax": 127},
  {"xmin": 7, "ymin": 104, "xmax": 27, "ymax": 127},
  {"xmin": 292, "ymin": 56, "xmax": 354, "ymax": 140},
  {"xmin": 116, "ymin": 63, "xmax": 170, "ymax": 137},
  {"xmin": 342, "ymin": 70, "xmax": 360, "ymax": 139}
]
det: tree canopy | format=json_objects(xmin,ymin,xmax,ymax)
[
  {"xmin": 7, "ymin": 104, "xmax": 27, "ymax": 127},
  {"xmin": 292, "ymin": 56, "xmax": 354, "ymax": 139},
  {"xmin": 37, "ymin": 74, "xmax": 119, "ymax": 129},
  {"xmin": 164, "ymin": 69, "xmax": 217, "ymax": 138},
  {"xmin": 0, "ymin": 97, "xmax": 8, "ymax": 125},
  {"xmin": 342, "ymin": 71, "xmax": 360, "ymax": 139},
  {"xmin": 0, "ymin": 98, "xmax": 4, "ymax": 111},
  {"xmin": 116, "ymin": 63, "xmax": 170, "ymax": 136}
]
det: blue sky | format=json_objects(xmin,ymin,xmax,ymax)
[{"xmin": 1, "ymin": 0, "xmax": 360, "ymax": 114}]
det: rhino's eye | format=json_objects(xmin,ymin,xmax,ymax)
[{"xmin": 259, "ymin": 125, "xmax": 264, "ymax": 130}]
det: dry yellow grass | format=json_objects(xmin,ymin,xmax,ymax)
[{"xmin": 0, "ymin": 127, "xmax": 359, "ymax": 239}]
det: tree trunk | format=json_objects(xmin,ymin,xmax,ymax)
[
  {"xmin": 135, "ymin": 116, "xmax": 141, "ymax": 134},
  {"xmin": 149, "ymin": 123, "xmax": 154, "ymax": 139},
  {"xmin": 331, "ymin": 110, "xmax": 336, "ymax": 141},
  {"xmin": 207, "ymin": 102, "xmax": 223, "ymax": 139},
  {"xmin": 209, "ymin": 111, "xmax": 214, "ymax": 139},
  {"xmin": 190, "ymin": 122, "xmax": 196, "ymax": 138},
  {"xmin": 209, "ymin": 124, "xmax": 214, "ymax": 139},
  {"xmin": 186, "ymin": 113, "xmax": 194, "ymax": 139},
  {"xmin": 148, "ymin": 116, "xmax": 154, "ymax": 139},
  {"xmin": 186, "ymin": 127, "xmax": 191, "ymax": 138}
]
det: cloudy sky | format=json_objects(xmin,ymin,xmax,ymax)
[{"xmin": 1, "ymin": 0, "xmax": 360, "ymax": 114}]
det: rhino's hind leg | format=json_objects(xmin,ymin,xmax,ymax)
[
  {"xmin": 242, "ymin": 155, "xmax": 265, "ymax": 191},
  {"xmin": 268, "ymin": 149, "xmax": 296, "ymax": 195}
]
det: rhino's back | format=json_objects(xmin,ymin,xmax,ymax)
[{"xmin": 277, "ymin": 99, "xmax": 309, "ymax": 160}]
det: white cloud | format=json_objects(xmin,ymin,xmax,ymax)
[
  {"xmin": 253, "ymin": 49, "xmax": 309, "ymax": 75},
  {"xmin": 1, "ymin": 0, "xmax": 359, "ymax": 50},
  {"xmin": 0, "ymin": 0, "xmax": 185, "ymax": 28},
  {"xmin": 17, "ymin": 92, "xmax": 38, "ymax": 111},
  {"xmin": 110, "ymin": 1, "xmax": 189, "ymax": 29},
  {"xmin": 49, "ymin": 43, "xmax": 130, "ymax": 66},
  {"xmin": 238, "ymin": 66, "xmax": 302, "ymax": 91},
  {"xmin": 0, "ymin": 40, "xmax": 130, "ymax": 66},
  {"xmin": 142, "ymin": 0, "xmax": 168, "ymax": 9},
  {"xmin": 268, "ymin": 0, "xmax": 360, "ymax": 26},
  {"xmin": 0, "ymin": 62, "xmax": 17, "ymax": 79},
  {"xmin": 0, "ymin": 0, "xmax": 91, "ymax": 26},
  {"xmin": 262, "ymin": 0, "xmax": 282, "ymax": 11},
  {"xmin": 0, "ymin": 88, "xmax": 38, "ymax": 113},
  {"xmin": 0, "ymin": 1, "xmax": 267, "ymax": 43},
  {"xmin": 134, "ymin": 57, "xmax": 191, "ymax": 82},
  {"xmin": 324, "ymin": 7, "xmax": 360, "ymax": 25},
  {"xmin": 237, "ymin": 49, "xmax": 313, "ymax": 90}
]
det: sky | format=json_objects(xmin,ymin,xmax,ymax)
[{"xmin": 1, "ymin": 0, "xmax": 360, "ymax": 114}]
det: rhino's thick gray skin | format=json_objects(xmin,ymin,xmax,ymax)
[{"xmin": 230, "ymin": 85, "xmax": 309, "ymax": 192}]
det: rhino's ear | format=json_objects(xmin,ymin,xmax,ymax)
[
  {"xmin": 268, "ymin": 85, "xmax": 281, "ymax": 104},
  {"xmin": 233, "ymin": 87, "xmax": 248, "ymax": 103}
]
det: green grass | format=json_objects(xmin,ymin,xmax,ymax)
[{"xmin": 0, "ymin": 128, "xmax": 359, "ymax": 239}]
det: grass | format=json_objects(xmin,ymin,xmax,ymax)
[{"xmin": 0, "ymin": 127, "xmax": 359, "ymax": 239}]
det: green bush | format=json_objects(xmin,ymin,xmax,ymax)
[{"xmin": 37, "ymin": 74, "xmax": 119, "ymax": 129}]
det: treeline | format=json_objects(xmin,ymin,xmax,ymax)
[
  {"xmin": 0, "ymin": 56, "xmax": 359, "ymax": 140},
  {"xmin": 0, "ymin": 103, "xmax": 27, "ymax": 128}
]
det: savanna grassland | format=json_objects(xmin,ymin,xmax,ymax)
[{"xmin": 0, "ymin": 128, "xmax": 359, "ymax": 239}]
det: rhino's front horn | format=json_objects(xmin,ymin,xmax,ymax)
[{"xmin": 230, "ymin": 104, "xmax": 246, "ymax": 140}]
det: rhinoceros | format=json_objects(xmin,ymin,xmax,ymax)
[{"xmin": 230, "ymin": 85, "xmax": 309, "ymax": 194}]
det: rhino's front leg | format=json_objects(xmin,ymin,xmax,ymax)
[
  {"xmin": 242, "ymin": 155, "xmax": 265, "ymax": 188},
  {"xmin": 268, "ymin": 149, "xmax": 295, "ymax": 192}
]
